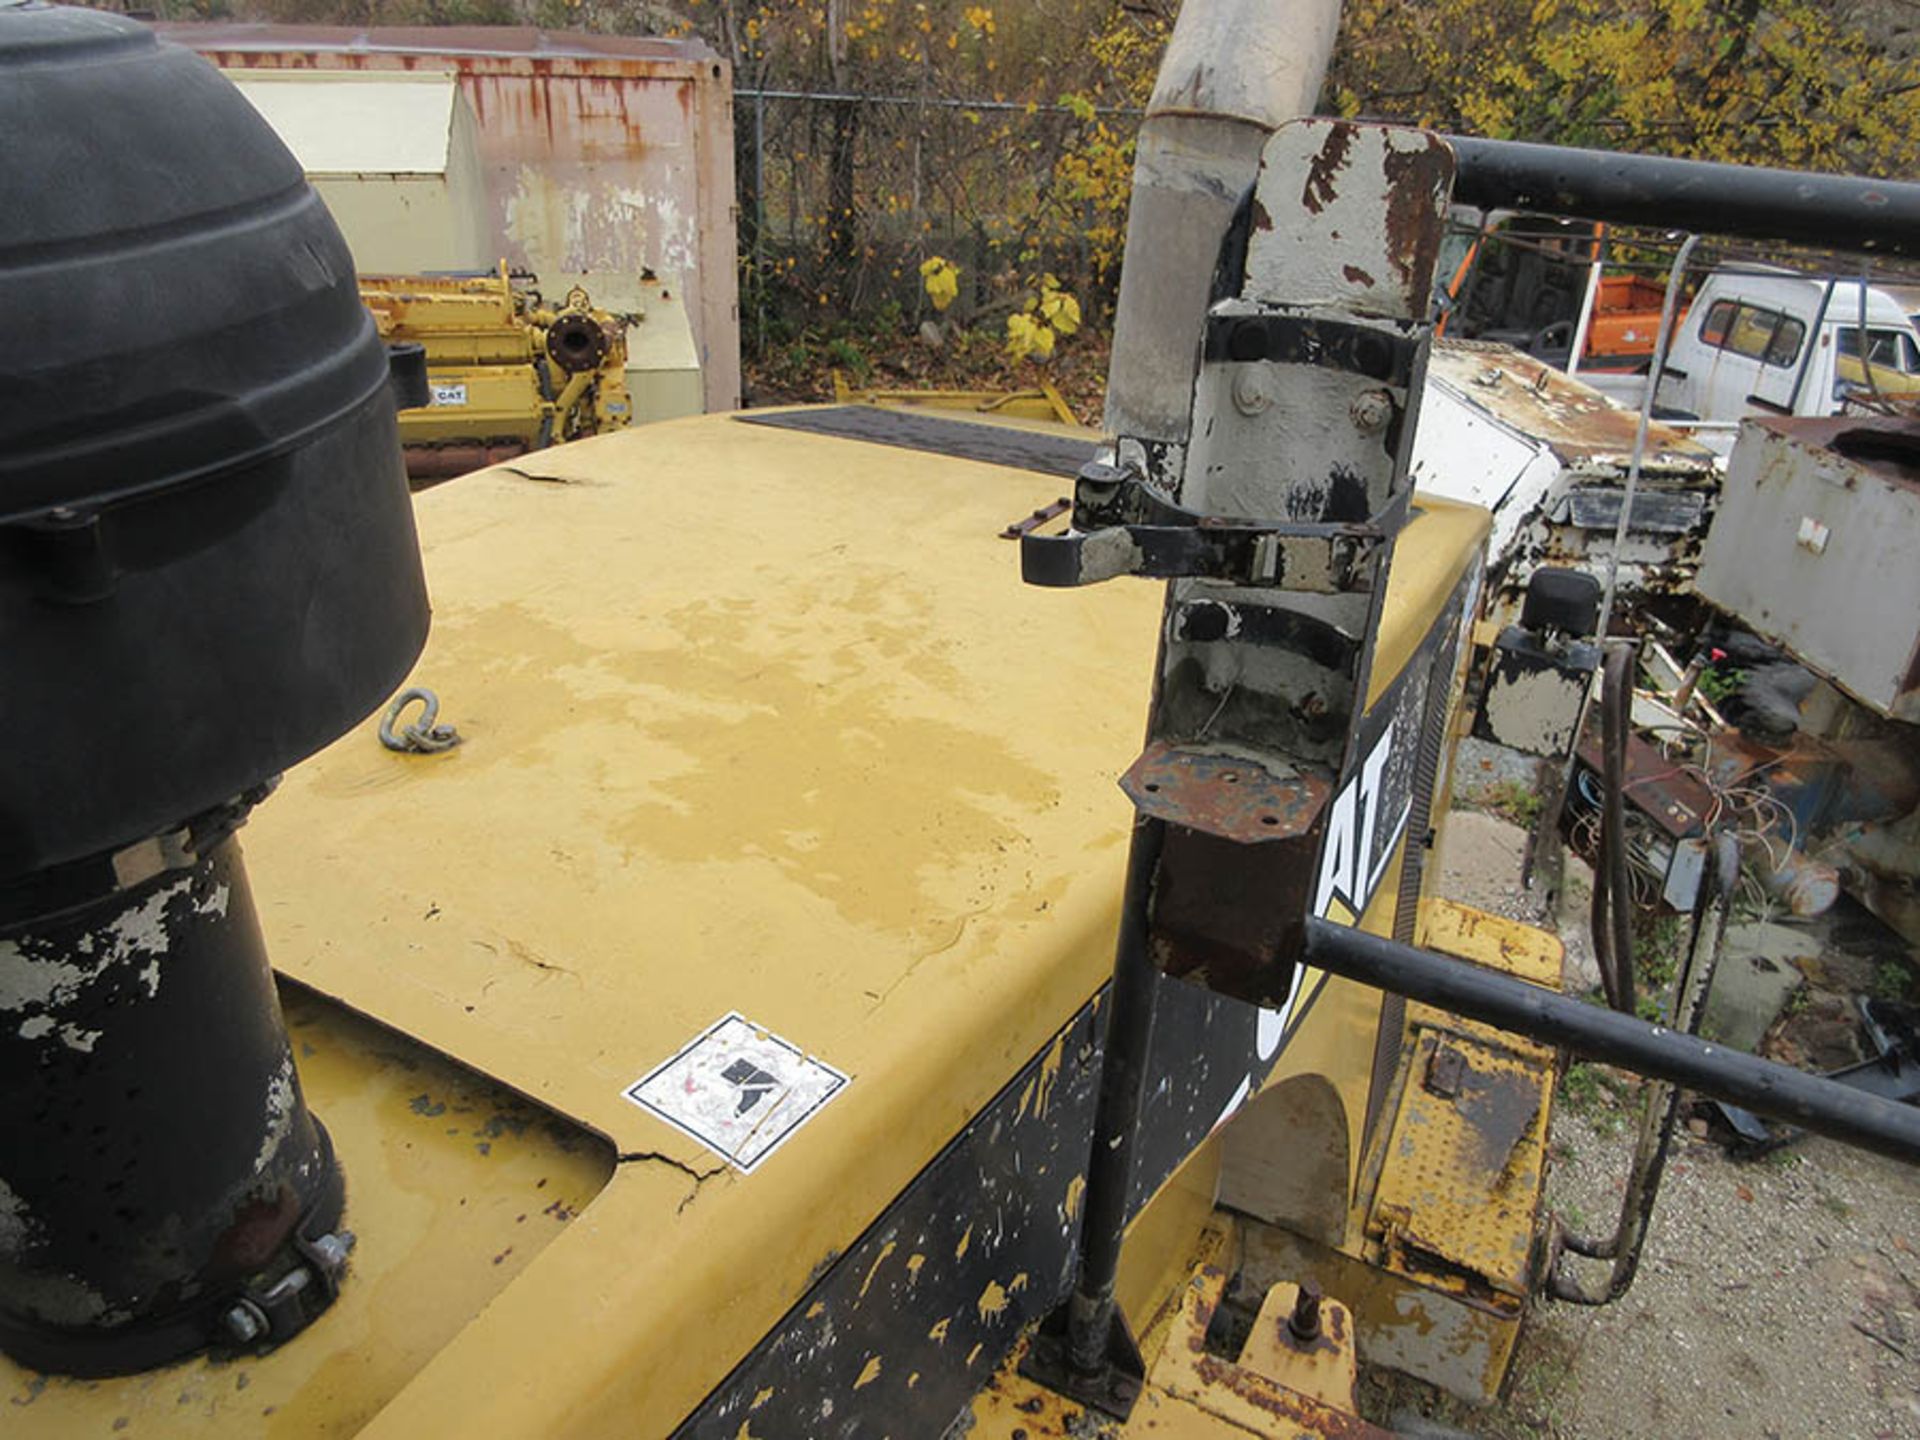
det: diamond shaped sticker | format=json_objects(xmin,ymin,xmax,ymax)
[{"xmin": 623, "ymin": 1013, "xmax": 850, "ymax": 1173}]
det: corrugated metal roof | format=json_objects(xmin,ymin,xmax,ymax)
[
  {"xmin": 227, "ymin": 69, "xmax": 459, "ymax": 177},
  {"xmin": 158, "ymin": 22, "xmax": 721, "ymax": 68}
]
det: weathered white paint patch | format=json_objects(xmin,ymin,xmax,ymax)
[
  {"xmin": 1211, "ymin": 1074, "xmax": 1253, "ymax": 1134},
  {"xmin": 0, "ymin": 940, "xmax": 90, "ymax": 1015},
  {"xmin": 17, "ymin": 1014, "xmax": 54, "ymax": 1041},
  {"xmin": 58, "ymin": 1024, "xmax": 100, "ymax": 1054},
  {"xmin": 0, "ymin": 878, "xmax": 189, "ymax": 1016},
  {"xmin": 33, "ymin": 1273, "xmax": 110, "ymax": 1327},
  {"xmin": 1078, "ymin": 527, "xmax": 1145, "ymax": 583},
  {"xmin": 253, "ymin": 1055, "xmax": 297, "ymax": 1175},
  {"xmin": 1482, "ymin": 664, "xmax": 1581, "ymax": 757},
  {"xmin": 195, "ymin": 883, "xmax": 231, "ymax": 920},
  {"xmin": 0, "ymin": 1177, "xmax": 34, "ymax": 1261},
  {"xmin": 107, "ymin": 880, "xmax": 189, "ymax": 962}
]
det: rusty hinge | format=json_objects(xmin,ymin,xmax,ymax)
[{"xmin": 1000, "ymin": 497, "xmax": 1070, "ymax": 540}]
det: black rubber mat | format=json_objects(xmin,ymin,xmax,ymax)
[{"xmin": 735, "ymin": 405, "xmax": 1098, "ymax": 478}]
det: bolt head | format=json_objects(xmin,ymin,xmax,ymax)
[
  {"xmin": 222, "ymin": 1301, "xmax": 266, "ymax": 1345},
  {"xmin": 1350, "ymin": 390, "xmax": 1393, "ymax": 433},
  {"xmin": 1231, "ymin": 370, "xmax": 1272, "ymax": 416},
  {"xmin": 310, "ymin": 1230, "xmax": 356, "ymax": 1274}
]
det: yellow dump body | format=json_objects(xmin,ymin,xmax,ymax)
[{"xmin": 3, "ymin": 408, "xmax": 1501, "ymax": 1437}]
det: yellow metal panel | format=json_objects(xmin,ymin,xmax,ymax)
[
  {"xmin": 1236, "ymin": 1223, "xmax": 1522, "ymax": 1407},
  {"xmin": 1369, "ymin": 1028, "xmax": 1549, "ymax": 1296},
  {"xmin": 249, "ymin": 414, "xmax": 1166, "ymax": 1436},
  {"xmin": 971, "ymin": 1264, "xmax": 1384, "ymax": 1440},
  {"xmin": 1145, "ymin": 1268, "xmax": 1384, "ymax": 1439},
  {"xmin": 1231, "ymin": 1282, "xmax": 1359, "ymax": 1413},
  {"xmin": 1411, "ymin": 897, "xmax": 1563, "ymax": 1064},
  {"xmin": 1361, "ymin": 903, "xmax": 1560, "ymax": 1326},
  {"xmin": 1, "ymin": 987, "xmax": 613, "ymax": 1437},
  {"xmin": 1415, "ymin": 896, "xmax": 1562, "ymax": 989},
  {"xmin": 0, "ymin": 407, "xmax": 1510, "ymax": 1435},
  {"xmin": 1117, "ymin": 1142, "xmax": 1227, "ymax": 1343},
  {"xmin": 1365, "ymin": 497, "xmax": 1490, "ymax": 710},
  {"xmin": 397, "ymin": 368, "xmax": 545, "ymax": 446}
]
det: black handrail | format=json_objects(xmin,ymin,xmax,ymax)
[
  {"xmin": 1447, "ymin": 135, "xmax": 1920, "ymax": 258},
  {"xmin": 1303, "ymin": 916, "xmax": 1920, "ymax": 1164}
]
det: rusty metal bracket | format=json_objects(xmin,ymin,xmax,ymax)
[
  {"xmin": 998, "ymin": 497, "xmax": 1070, "ymax": 540},
  {"xmin": 1015, "ymin": 1300, "xmax": 1146, "ymax": 1421},
  {"xmin": 1120, "ymin": 741, "xmax": 1330, "ymax": 847}
]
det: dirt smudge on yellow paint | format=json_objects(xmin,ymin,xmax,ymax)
[{"xmin": 609, "ymin": 586, "xmax": 1063, "ymax": 935}]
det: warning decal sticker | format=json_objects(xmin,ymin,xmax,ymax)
[{"xmin": 623, "ymin": 1013, "xmax": 850, "ymax": 1173}]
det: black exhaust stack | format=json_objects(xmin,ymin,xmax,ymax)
[{"xmin": 0, "ymin": 3, "xmax": 429, "ymax": 1375}]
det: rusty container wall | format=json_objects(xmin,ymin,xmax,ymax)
[
  {"xmin": 158, "ymin": 24, "xmax": 740, "ymax": 414},
  {"xmin": 1696, "ymin": 416, "xmax": 1920, "ymax": 722}
]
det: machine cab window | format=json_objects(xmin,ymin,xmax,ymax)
[{"xmin": 1837, "ymin": 324, "xmax": 1920, "ymax": 373}]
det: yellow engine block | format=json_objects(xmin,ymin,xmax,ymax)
[{"xmin": 360, "ymin": 264, "xmax": 633, "ymax": 481}]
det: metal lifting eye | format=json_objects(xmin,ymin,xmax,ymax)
[{"xmin": 378, "ymin": 686, "xmax": 461, "ymax": 754}]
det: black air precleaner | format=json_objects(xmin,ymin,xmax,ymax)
[{"xmin": 0, "ymin": 2, "xmax": 429, "ymax": 1374}]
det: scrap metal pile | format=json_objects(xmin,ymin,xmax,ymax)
[{"xmin": 1463, "ymin": 372, "xmax": 1920, "ymax": 1148}]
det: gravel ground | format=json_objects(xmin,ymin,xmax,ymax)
[{"xmin": 1370, "ymin": 806, "xmax": 1920, "ymax": 1439}]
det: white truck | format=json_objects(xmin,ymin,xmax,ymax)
[
  {"xmin": 1602, "ymin": 270, "xmax": 1920, "ymax": 448},
  {"xmin": 1659, "ymin": 269, "xmax": 1920, "ymax": 413}
]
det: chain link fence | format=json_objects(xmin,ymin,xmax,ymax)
[{"xmin": 734, "ymin": 87, "xmax": 1141, "ymax": 355}]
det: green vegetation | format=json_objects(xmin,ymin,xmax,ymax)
[
  {"xmin": 1560, "ymin": 1061, "xmax": 1629, "ymax": 1137},
  {"xmin": 1697, "ymin": 664, "xmax": 1748, "ymax": 704},
  {"xmin": 1470, "ymin": 778, "xmax": 1547, "ymax": 828},
  {"xmin": 1871, "ymin": 958, "xmax": 1914, "ymax": 1002},
  {"xmin": 1632, "ymin": 911, "xmax": 1683, "ymax": 1023}
]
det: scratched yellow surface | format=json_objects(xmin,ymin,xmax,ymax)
[{"xmin": 0, "ymin": 412, "xmax": 1494, "ymax": 1437}]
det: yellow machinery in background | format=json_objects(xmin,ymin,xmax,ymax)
[
  {"xmin": 360, "ymin": 265, "xmax": 633, "ymax": 482},
  {"xmin": 830, "ymin": 370, "xmax": 1082, "ymax": 426}
]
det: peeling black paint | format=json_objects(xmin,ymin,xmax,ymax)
[
  {"xmin": 674, "ymin": 1007, "xmax": 1105, "ymax": 1440},
  {"xmin": 675, "ymin": 963, "xmax": 1336, "ymax": 1437}
]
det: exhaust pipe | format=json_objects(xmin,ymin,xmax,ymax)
[{"xmin": 1103, "ymin": 0, "xmax": 1342, "ymax": 463}]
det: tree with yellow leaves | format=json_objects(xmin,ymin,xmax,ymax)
[{"xmin": 1330, "ymin": 0, "xmax": 1920, "ymax": 177}]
